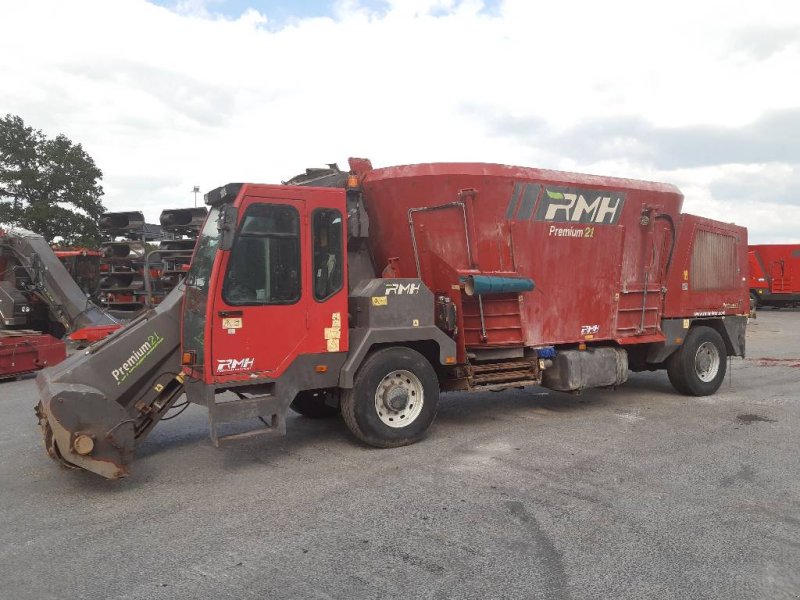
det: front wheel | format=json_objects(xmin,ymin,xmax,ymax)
[
  {"xmin": 341, "ymin": 347, "xmax": 439, "ymax": 448},
  {"xmin": 667, "ymin": 325, "xmax": 727, "ymax": 396}
]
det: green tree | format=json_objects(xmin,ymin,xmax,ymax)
[{"xmin": 0, "ymin": 114, "xmax": 105, "ymax": 246}]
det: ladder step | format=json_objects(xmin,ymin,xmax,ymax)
[
  {"xmin": 470, "ymin": 360, "xmax": 537, "ymax": 374},
  {"xmin": 468, "ymin": 357, "xmax": 540, "ymax": 389},
  {"xmin": 470, "ymin": 379, "xmax": 541, "ymax": 392},
  {"xmin": 471, "ymin": 369, "xmax": 538, "ymax": 384},
  {"xmin": 213, "ymin": 415, "xmax": 283, "ymax": 444},
  {"xmin": 463, "ymin": 324, "xmax": 523, "ymax": 331},
  {"xmin": 462, "ymin": 312, "xmax": 523, "ymax": 318},
  {"xmin": 210, "ymin": 395, "xmax": 278, "ymax": 423},
  {"xmin": 208, "ymin": 394, "xmax": 286, "ymax": 447}
]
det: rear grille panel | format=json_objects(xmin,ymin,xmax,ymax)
[{"xmin": 691, "ymin": 230, "xmax": 736, "ymax": 291}]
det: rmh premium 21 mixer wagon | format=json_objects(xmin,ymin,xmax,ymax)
[{"xmin": 36, "ymin": 158, "xmax": 748, "ymax": 478}]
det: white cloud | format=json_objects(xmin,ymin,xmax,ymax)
[{"xmin": 1, "ymin": 0, "xmax": 798, "ymax": 242}]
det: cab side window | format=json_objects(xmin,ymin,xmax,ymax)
[
  {"xmin": 222, "ymin": 203, "xmax": 300, "ymax": 305},
  {"xmin": 312, "ymin": 208, "xmax": 343, "ymax": 301}
]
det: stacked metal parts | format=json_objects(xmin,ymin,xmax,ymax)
[
  {"xmin": 98, "ymin": 211, "xmax": 159, "ymax": 313},
  {"xmin": 157, "ymin": 207, "xmax": 207, "ymax": 295},
  {"xmin": 97, "ymin": 208, "xmax": 206, "ymax": 315}
]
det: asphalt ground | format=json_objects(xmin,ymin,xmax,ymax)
[{"xmin": 1, "ymin": 310, "xmax": 798, "ymax": 600}]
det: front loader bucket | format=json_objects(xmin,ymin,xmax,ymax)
[
  {"xmin": 160, "ymin": 239, "xmax": 197, "ymax": 253},
  {"xmin": 35, "ymin": 286, "xmax": 186, "ymax": 479},
  {"xmin": 99, "ymin": 211, "xmax": 145, "ymax": 235},
  {"xmin": 160, "ymin": 207, "xmax": 207, "ymax": 234},
  {"xmin": 101, "ymin": 241, "xmax": 146, "ymax": 259},
  {"xmin": 100, "ymin": 273, "xmax": 145, "ymax": 291}
]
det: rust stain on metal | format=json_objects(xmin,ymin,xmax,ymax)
[{"xmin": 749, "ymin": 357, "xmax": 800, "ymax": 368}]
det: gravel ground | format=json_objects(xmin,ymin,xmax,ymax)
[{"xmin": 1, "ymin": 310, "xmax": 798, "ymax": 599}]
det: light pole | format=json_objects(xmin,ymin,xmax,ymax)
[{"xmin": 192, "ymin": 185, "xmax": 200, "ymax": 207}]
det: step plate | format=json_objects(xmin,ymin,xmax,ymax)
[
  {"xmin": 464, "ymin": 359, "xmax": 541, "ymax": 392},
  {"xmin": 208, "ymin": 395, "xmax": 286, "ymax": 447}
]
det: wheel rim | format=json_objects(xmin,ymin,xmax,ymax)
[
  {"xmin": 694, "ymin": 341, "xmax": 721, "ymax": 382},
  {"xmin": 374, "ymin": 369, "xmax": 424, "ymax": 428}
]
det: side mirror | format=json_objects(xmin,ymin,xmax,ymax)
[{"xmin": 218, "ymin": 205, "xmax": 239, "ymax": 251}]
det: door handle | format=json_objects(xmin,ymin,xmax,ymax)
[{"xmin": 218, "ymin": 310, "xmax": 243, "ymax": 317}]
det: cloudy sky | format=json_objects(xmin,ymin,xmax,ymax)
[{"xmin": 2, "ymin": 0, "xmax": 799, "ymax": 242}]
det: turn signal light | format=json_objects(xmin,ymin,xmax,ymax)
[
  {"xmin": 578, "ymin": 343, "xmax": 587, "ymax": 351},
  {"xmin": 181, "ymin": 351, "xmax": 196, "ymax": 366},
  {"xmin": 444, "ymin": 356, "xmax": 456, "ymax": 364},
  {"xmin": 315, "ymin": 365, "xmax": 328, "ymax": 373}
]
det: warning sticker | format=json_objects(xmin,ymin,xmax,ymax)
[
  {"xmin": 325, "ymin": 312, "xmax": 342, "ymax": 352},
  {"xmin": 222, "ymin": 317, "xmax": 242, "ymax": 329}
]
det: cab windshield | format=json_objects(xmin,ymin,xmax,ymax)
[
  {"xmin": 185, "ymin": 206, "xmax": 221, "ymax": 293},
  {"xmin": 182, "ymin": 206, "xmax": 221, "ymax": 367}
]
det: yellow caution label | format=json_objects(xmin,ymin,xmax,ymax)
[{"xmin": 372, "ymin": 296, "xmax": 388, "ymax": 306}]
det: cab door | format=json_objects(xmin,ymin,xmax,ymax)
[
  {"xmin": 209, "ymin": 185, "xmax": 347, "ymax": 383},
  {"xmin": 210, "ymin": 191, "xmax": 308, "ymax": 381}
]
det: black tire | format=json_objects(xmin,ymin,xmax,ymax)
[
  {"xmin": 341, "ymin": 347, "xmax": 439, "ymax": 448},
  {"xmin": 666, "ymin": 326, "xmax": 727, "ymax": 396},
  {"xmin": 289, "ymin": 390, "xmax": 339, "ymax": 419}
]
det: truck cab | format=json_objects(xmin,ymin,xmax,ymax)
[
  {"xmin": 180, "ymin": 179, "xmax": 456, "ymax": 447},
  {"xmin": 181, "ymin": 184, "xmax": 353, "ymax": 442},
  {"xmin": 183, "ymin": 184, "xmax": 348, "ymax": 384}
]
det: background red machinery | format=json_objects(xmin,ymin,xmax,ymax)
[
  {"xmin": 0, "ymin": 229, "xmax": 119, "ymax": 379},
  {"xmin": 749, "ymin": 244, "xmax": 800, "ymax": 308},
  {"xmin": 52, "ymin": 248, "xmax": 102, "ymax": 297}
]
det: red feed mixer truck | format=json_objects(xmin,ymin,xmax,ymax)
[
  {"xmin": 36, "ymin": 158, "xmax": 748, "ymax": 479},
  {"xmin": 748, "ymin": 244, "xmax": 800, "ymax": 309}
]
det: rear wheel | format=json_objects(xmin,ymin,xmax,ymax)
[
  {"xmin": 341, "ymin": 347, "xmax": 439, "ymax": 448},
  {"xmin": 667, "ymin": 326, "xmax": 727, "ymax": 396},
  {"xmin": 290, "ymin": 390, "xmax": 339, "ymax": 419}
]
